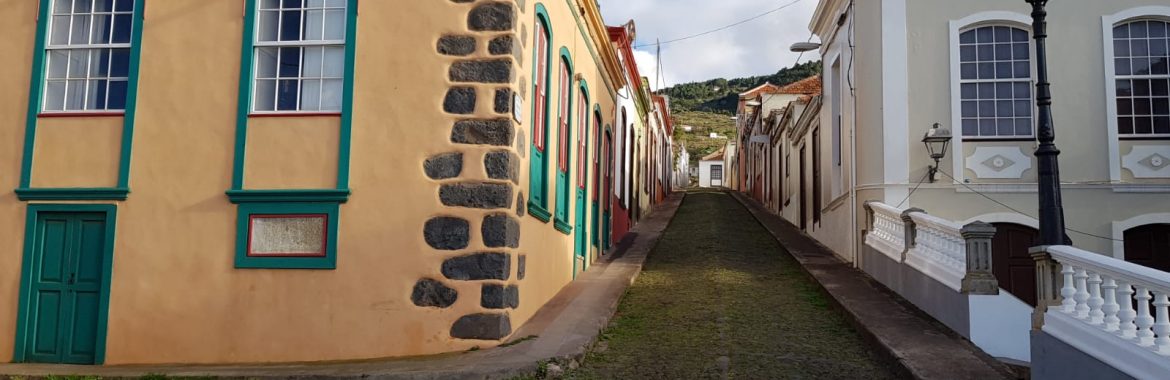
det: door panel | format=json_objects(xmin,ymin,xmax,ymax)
[
  {"xmin": 991, "ymin": 223, "xmax": 1039, "ymax": 306},
  {"xmin": 1124, "ymin": 224, "xmax": 1170, "ymax": 272},
  {"xmin": 22, "ymin": 211, "xmax": 108, "ymax": 364}
]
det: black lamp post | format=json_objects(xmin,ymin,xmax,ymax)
[
  {"xmin": 922, "ymin": 123, "xmax": 953, "ymax": 183},
  {"xmin": 1027, "ymin": 0, "xmax": 1068, "ymax": 246}
]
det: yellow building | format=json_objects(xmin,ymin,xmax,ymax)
[{"xmin": 0, "ymin": 0, "xmax": 632, "ymax": 365}]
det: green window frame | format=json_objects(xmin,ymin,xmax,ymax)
[
  {"xmin": 553, "ymin": 47, "xmax": 574, "ymax": 234},
  {"xmin": 528, "ymin": 3, "xmax": 553, "ymax": 222},
  {"xmin": 234, "ymin": 202, "xmax": 339, "ymax": 269},
  {"xmin": 16, "ymin": 0, "xmax": 146, "ymax": 201}
]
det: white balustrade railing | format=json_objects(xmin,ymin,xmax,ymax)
[
  {"xmin": 907, "ymin": 212, "xmax": 967, "ymax": 291},
  {"xmin": 1045, "ymin": 246, "xmax": 1170, "ymax": 365},
  {"xmin": 865, "ymin": 202, "xmax": 906, "ymax": 261}
]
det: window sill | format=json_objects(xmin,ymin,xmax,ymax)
[
  {"xmin": 38, "ymin": 112, "xmax": 124, "ymax": 118},
  {"xmin": 16, "ymin": 187, "xmax": 129, "ymax": 201},
  {"xmin": 554, "ymin": 218, "xmax": 573, "ymax": 234},
  {"xmin": 528, "ymin": 202, "xmax": 552, "ymax": 222},
  {"xmin": 226, "ymin": 189, "xmax": 351, "ymax": 203},
  {"xmin": 248, "ymin": 112, "xmax": 342, "ymax": 118},
  {"xmin": 1118, "ymin": 136, "xmax": 1170, "ymax": 141},
  {"xmin": 961, "ymin": 137, "xmax": 1036, "ymax": 142}
]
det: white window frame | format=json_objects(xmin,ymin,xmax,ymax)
[
  {"xmin": 1103, "ymin": 6, "xmax": 1170, "ymax": 183},
  {"xmin": 42, "ymin": 0, "xmax": 136, "ymax": 113},
  {"xmin": 251, "ymin": 0, "xmax": 348, "ymax": 114},
  {"xmin": 948, "ymin": 11, "xmax": 1034, "ymax": 184}
]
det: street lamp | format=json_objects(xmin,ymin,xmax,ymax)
[
  {"xmin": 789, "ymin": 42, "xmax": 822, "ymax": 52},
  {"xmin": 1026, "ymin": 0, "xmax": 1068, "ymax": 246},
  {"xmin": 922, "ymin": 123, "xmax": 952, "ymax": 183}
]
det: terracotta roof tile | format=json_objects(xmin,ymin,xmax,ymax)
[{"xmin": 776, "ymin": 75, "xmax": 822, "ymax": 95}]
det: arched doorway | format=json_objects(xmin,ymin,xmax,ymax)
[
  {"xmin": 991, "ymin": 223, "xmax": 1039, "ymax": 306},
  {"xmin": 1123, "ymin": 224, "xmax": 1170, "ymax": 272}
]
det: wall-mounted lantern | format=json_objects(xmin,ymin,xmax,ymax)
[{"xmin": 922, "ymin": 123, "xmax": 953, "ymax": 183}]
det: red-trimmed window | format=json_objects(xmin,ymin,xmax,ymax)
[
  {"xmin": 533, "ymin": 20, "xmax": 549, "ymax": 152},
  {"xmin": 577, "ymin": 93, "xmax": 588, "ymax": 188},
  {"xmin": 246, "ymin": 213, "xmax": 329, "ymax": 257},
  {"xmin": 557, "ymin": 60, "xmax": 571, "ymax": 172}
]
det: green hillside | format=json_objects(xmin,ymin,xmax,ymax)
[{"xmin": 668, "ymin": 61, "xmax": 822, "ymax": 167}]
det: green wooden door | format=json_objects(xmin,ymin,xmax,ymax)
[{"xmin": 22, "ymin": 212, "xmax": 108, "ymax": 364}]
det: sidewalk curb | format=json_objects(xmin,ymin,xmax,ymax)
[
  {"xmin": 730, "ymin": 191, "xmax": 1014, "ymax": 380},
  {"xmin": 0, "ymin": 194, "xmax": 686, "ymax": 380}
]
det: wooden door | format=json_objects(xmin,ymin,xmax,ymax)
[
  {"xmin": 22, "ymin": 212, "xmax": 109, "ymax": 364},
  {"xmin": 1124, "ymin": 224, "xmax": 1170, "ymax": 272},
  {"xmin": 799, "ymin": 145, "xmax": 807, "ymax": 231},
  {"xmin": 991, "ymin": 223, "xmax": 1039, "ymax": 306}
]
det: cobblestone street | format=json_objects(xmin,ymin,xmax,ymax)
[{"xmin": 567, "ymin": 191, "xmax": 900, "ymax": 379}]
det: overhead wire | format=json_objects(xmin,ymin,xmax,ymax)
[{"xmin": 632, "ymin": 0, "xmax": 806, "ymax": 49}]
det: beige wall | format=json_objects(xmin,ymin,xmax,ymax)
[
  {"xmin": 902, "ymin": 0, "xmax": 1170, "ymax": 254},
  {"xmin": 1, "ymin": 0, "xmax": 621, "ymax": 365}
]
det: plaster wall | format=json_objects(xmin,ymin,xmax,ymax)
[{"xmin": 0, "ymin": 0, "xmax": 621, "ymax": 365}]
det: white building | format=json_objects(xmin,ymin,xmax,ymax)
[{"xmin": 699, "ymin": 148, "xmax": 725, "ymax": 188}]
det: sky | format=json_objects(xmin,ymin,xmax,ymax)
[{"xmin": 597, "ymin": 0, "xmax": 820, "ymax": 90}]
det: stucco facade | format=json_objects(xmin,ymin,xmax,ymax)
[{"xmin": 0, "ymin": 0, "xmax": 663, "ymax": 366}]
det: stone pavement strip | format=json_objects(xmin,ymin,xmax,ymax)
[
  {"xmin": 731, "ymin": 191, "xmax": 1015, "ymax": 380},
  {"xmin": 0, "ymin": 194, "xmax": 685, "ymax": 380}
]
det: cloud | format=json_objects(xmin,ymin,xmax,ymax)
[{"xmin": 599, "ymin": 0, "xmax": 820, "ymax": 86}]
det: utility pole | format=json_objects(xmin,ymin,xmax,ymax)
[{"xmin": 1026, "ymin": 0, "xmax": 1068, "ymax": 246}]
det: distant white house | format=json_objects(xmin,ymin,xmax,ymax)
[{"xmin": 698, "ymin": 148, "xmax": 725, "ymax": 188}]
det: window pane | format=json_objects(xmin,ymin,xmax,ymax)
[
  {"xmin": 962, "ymin": 119, "xmax": 978, "ymax": 136},
  {"xmin": 90, "ymin": 48, "xmax": 110, "ymax": 77},
  {"xmin": 111, "ymin": 13, "xmax": 131, "ymax": 43},
  {"xmin": 91, "ymin": 14, "xmax": 112, "ymax": 44},
  {"xmin": 300, "ymin": 79, "xmax": 321, "ymax": 111},
  {"xmin": 45, "ymin": 81, "xmax": 66, "ymax": 111},
  {"xmin": 1119, "ymin": 117, "xmax": 1134, "ymax": 134},
  {"xmin": 1114, "ymin": 39, "xmax": 1131, "ymax": 57},
  {"xmin": 65, "ymin": 80, "xmax": 86, "ymax": 110},
  {"xmin": 961, "ymin": 83, "xmax": 977, "ymax": 99},
  {"xmin": 257, "ymin": 47, "xmax": 278, "ymax": 78},
  {"xmin": 1117, "ymin": 79, "xmax": 1133, "ymax": 96},
  {"xmin": 960, "ymin": 63, "xmax": 976, "ymax": 79},
  {"xmin": 1155, "ymin": 116, "xmax": 1170, "ymax": 134},
  {"xmin": 303, "ymin": 9, "xmax": 324, "ymax": 40},
  {"xmin": 1135, "ymin": 79, "xmax": 1150, "ymax": 96},
  {"xmin": 1015, "ymin": 118, "xmax": 1032, "ymax": 136},
  {"xmin": 254, "ymin": 79, "xmax": 276, "ymax": 111},
  {"xmin": 978, "ymin": 83, "xmax": 995, "ymax": 99},
  {"xmin": 50, "ymin": 16, "xmax": 71, "ymax": 45},
  {"xmin": 1135, "ymin": 98, "xmax": 1152, "ymax": 115},
  {"xmin": 995, "ymin": 26, "xmax": 1011, "ymax": 43},
  {"xmin": 321, "ymin": 78, "xmax": 342, "ymax": 110},
  {"xmin": 1151, "ymin": 21, "xmax": 1167, "ymax": 38},
  {"xmin": 1013, "ymin": 62, "xmax": 1030, "ymax": 79},
  {"xmin": 283, "ymin": 0, "xmax": 303, "ymax": 8},
  {"xmin": 979, "ymin": 100, "xmax": 995, "ymax": 117},
  {"xmin": 1013, "ymin": 42, "xmax": 1029, "ymax": 60},
  {"xmin": 278, "ymin": 47, "xmax": 301, "ymax": 78},
  {"xmin": 978, "ymin": 63, "xmax": 994, "ymax": 79},
  {"xmin": 94, "ymin": 0, "xmax": 114, "ymax": 12},
  {"xmin": 1118, "ymin": 98, "xmax": 1133, "ymax": 116},
  {"xmin": 977, "ymin": 44, "xmax": 994, "ymax": 61},
  {"xmin": 53, "ymin": 0, "xmax": 71, "ymax": 14},
  {"xmin": 962, "ymin": 101, "xmax": 977, "ymax": 117},
  {"xmin": 1116, "ymin": 58, "xmax": 1132, "ymax": 75},
  {"xmin": 995, "ymin": 82, "xmax": 1013, "ymax": 98},
  {"xmin": 277, "ymin": 79, "xmax": 299, "ymax": 110},
  {"xmin": 1150, "ymin": 39, "xmax": 1168, "ymax": 57},
  {"xmin": 324, "ymin": 9, "xmax": 345, "ymax": 40},
  {"xmin": 280, "ymin": 10, "xmax": 301, "ymax": 41},
  {"xmin": 1136, "ymin": 57, "xmax": 1152, "ymax": 75},
  {"xmin": 979, "ymin": 119, "xmax": 996, "ymax": 136},
  {"xmin": 1012, "ymin": 28, "xmax": 1028, "ymax": 42},
  {"xmin": 1153, "ymin": 57, "xmax": 1169, "ymax": 75},
  {"xmin": 997, "ymin": 100, "xmax": 1014, "ymax": 117},
  {"xmin": 301, "ymin": 46, "xmax": 322, "ymax": 77},
  {"xmin": 995, "ymin": 43, "xmax": 1012, "ymax": 60},
  {"xmin": 70, "ymin": 15, "xmax": 91, "ymax": 45},
  {"xmin": 326, "ymin": 0, "xmax": 345, "ymax": 7},
  {"xmin": 47, "ymin": 50, "xmax": 69, "ymax": 79},
  {"xmin": 73, "ymin": 0, "xmax": 91, "ymax": 13},
  {"xmin": 1132, "ymin": 39, "xmax": 1149, "ymax": 57},
  {"xmin": 1153, "ymin": 98, "xmax": 1169, "ymax": 115},
  {"xmin": 258, "ymin": 10, "xmax": 279, "ymax": 42},
  {"xmin": 322, "ymin": 46, "xmax": 344, "ymax": 77},
  {"xmin": 1013, "ymin": 82, "xmax": 1031, "ymax": 98},
  {"xmin": 1015, "ymin": 100, "xmax": 1032, "ymax": 117},
  {"xmin": 260, "ymin": 0, "xmax": 280, "ymax": 9},
  {"xmin": 1115, "ymin": 24, "xmax": 1130, "ymax": 38},
  {"xmin": 977, "ymin": 27, "xmax": 993, "ymax": 43},
  {"xmin": 1153, "ymin": 79, "xmax": 1169, "ymax": 96},
  {"xmin": 107, "ymin": 79, "xmax": 126, "ymax": 109},
  {"xmin": 1132, "ymin": 21, "xmax": 1148, "ymax": 38},
  {"xmin": 110, "ymin": 48, "xmax": 130, "ymax": 77},
  {"xmin": 113, "ymin": 0, "xmax": 132, "ymax": 12},
  {"xmin": 67, "ymin": 49, "xmax": 89, "ymax": 78},
  {"xmin": 997, "ymin": 118, "xmax": 1015, "ymax": 136},
  {"xmin": 1135, "ymin": 116, "xmax": 1153, "ymax": 134},
  {"xmin": 960, "ymin": 45, "xmax": 975, "ymax": 61},
  {"xmin": 960, "ymin": 30, "xmax": 976, "ymax": 44},
  {"xmin": 87, "ymin": 79, "xmax": 107, "ymax": 110}
]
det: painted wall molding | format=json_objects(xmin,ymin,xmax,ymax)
[
  {"xmin": 1120, "ymin": 145, "xmax": 1170, "ymax": 178},
  {"xmin": 964, "ymin": 146, "xmax": 1032, "ymax": 179},
  {"xmin": 1101, "ymin": 6, "xmax": 1170, "ymax": 182},
  {"xmin": 1111, "ymin": 212, "xmax": 1170, "ymax": 259}
]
